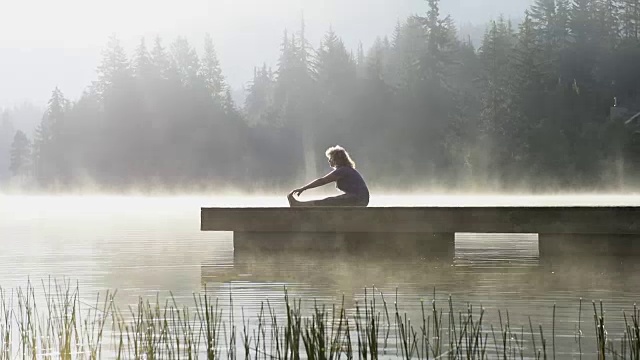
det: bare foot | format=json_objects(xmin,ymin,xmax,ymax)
[{"xmin": 287, "ymin": 193, "xmax": 302, "ymax": 207}]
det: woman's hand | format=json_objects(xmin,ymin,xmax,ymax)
[{"xmin": 291, "ymin": 188, "xmax": 305, "ymax": 196}]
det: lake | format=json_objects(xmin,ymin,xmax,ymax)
[{"xmin": 1, "ymin": 193, "xmax": 639, "ymax": 358}]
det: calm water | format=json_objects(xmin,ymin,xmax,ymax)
[{"xmin": 1, "ymin": 193, "xmax": 640, "ymax": 358}]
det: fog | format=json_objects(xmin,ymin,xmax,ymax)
[
  {"xmin": 0, "ymin": 0, "xmax": 531, "ymax": 109},
  {"xmin": 2, "ymin": 0, "xmax": 640, "ymax": 194}
]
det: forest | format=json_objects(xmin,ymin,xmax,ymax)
[{"xmin": 2, "ymin": 0, "xmax": 640, "ymax": 193}]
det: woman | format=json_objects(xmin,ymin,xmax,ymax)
[{"xmin": 288, "ymin": 145, "xmax": 370, "ymax": 207}]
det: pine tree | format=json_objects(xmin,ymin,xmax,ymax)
[
  {"xmin": 571, "ymin": 0, "xmax": 596, "ymax": 43},
  {"xmin": 296, "ymin": 16, "xmax": 312, "ymax": 74},
  {"xmin": 0, "ymin": 112, "xmax": 15, "ymax": 180},
  {"xmin": 133, "ymin": 37, "xmax": 152, "ymax": 80},
  {"xmin": 480, "ymin": 18, "xmax": 516, "ymax": 128},
  {"xmin": 9, "ymin": 130, "xmax": 31, "ymax": 177},
  {"xmin": 200, "ymin": 33, "xmax": 226, "ymax": 100},
  {"xmin": 273, "ymin": 26, "xmax": 315, "ymax": 127},
  {"xmin": 569, "ymin": 0, "xmax": 599, "ymax": 85},
  {"xmin": 531, "ymin": 0, "xmax": 559, "ymax": 43},
  {"xmin": 314, "ymin": 28, "xmax": 358, "ymax": 154},
  {"xmin": 96, "ymin": 35, "xmax": 131, "ymax": 97},
  {"xmin": 621, "ymin": 0, "xmax": 640, "ymax": 39},
  {"xmin": 513, "ymin": 12, "xmax": 545, "ymax": 115},
  {"xmin": 33, "ymin": 87, "xmax": 70, "ymax": 184},
  {"xmin": 597, "ymin": 0, "xmax": 622, "ymax": 44},
  {"xmin": 222, "ymin": 88, "xmax": 236, "ymax": 115},
  {"xmin": 389, "ymin": 0, "xmax": 462, "ymax": 179},
  {"xmin": 244, "ymin": 64, "xmax": 276, "ymax": 125},
  {"xmin": 365, "ymin": 37, "xmax": 392, "ymax": 82},
  {"xmin": 170, "ymin": 37, "xmax": 200, "ymax": 88},
  {"xmin": 556, "ymin": 0, "xmax": 573, "ymax": 44},
  {"xmin": 613, "ymin": 0, "xmax": 640, "ymax": 107},
  {"xmin": 272, "ymin": 30, "xmax": 295, "ymax": 126},
  {"xmin": 270, "ymin": 19, "xmax": 317, "ymax": 181},
  {"xmin": 389, "ymin": 17, "xmax": 427, "ymax": 89},
  {"xmin": 511, "ymin": 12, "xmax": 546, "ymax": 166},
  {"xmin": 530, "ymin": 0, "xmax": 579, "ymax": 89},
  {"xmin": 150, "ymin": 36, "xmax": 171, "ymax": 79},
  {"xmin": 355, "ymin": 42, "xmax": 366, "ymax": 78},
  {"xmin": 478, "ymin": 17, "xmax": 521, "ymax": 180},
  {"xmin": 571, "ymin": 0, "xmax": 619, "ymax": 88},
  {"xmin": 315, "ymin": 28, "xmax": 355, "ymax": 95},
  {"xmin": 420, "ymin": 0, "xmax": 458, "ymax": 83},
  {"xmin": 62, "ymin": 89, "xmax": 102, "ymax": 181}
]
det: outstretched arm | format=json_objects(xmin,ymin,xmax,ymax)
[{"xmin": 291, "ymin": 171, "xmax": 340, "ymax": 196}]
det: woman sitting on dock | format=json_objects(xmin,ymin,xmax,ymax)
[{"xmin": 288, "ymin": 145, "xmax": 370, "ymax": 207}]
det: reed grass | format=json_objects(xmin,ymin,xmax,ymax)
[{"xmin": 0, "ymin": 280, "xmax": 637, "ymax": 359}]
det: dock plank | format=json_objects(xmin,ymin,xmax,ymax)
[{"xmin": 201, "ymin": 206, "xmax": 640, "ymax": 235}]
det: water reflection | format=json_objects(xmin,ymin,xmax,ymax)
[
  {"xmin": 1, "ymin": 195, "xmax": 640, "ymax": 357},
  {"xmin": 200, "ymin": 239, "xmax": 640, "ymax": 357},
  {"xmin": 200, "ymin": 236, "xmax": 639, "ymax": 304}
]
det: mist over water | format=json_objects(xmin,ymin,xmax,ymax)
[{"xmin": 1, "ymin": 194, "xmax": 639, "ymax": 356}]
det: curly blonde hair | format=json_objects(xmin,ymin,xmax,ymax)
[{"xmin": 326, "ymin": 145, "xmax": 356, "ymax": 168}]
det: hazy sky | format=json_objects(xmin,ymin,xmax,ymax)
[{"xmin": 0, "ymin": 0, "xmax": 532, "ymax": 109}]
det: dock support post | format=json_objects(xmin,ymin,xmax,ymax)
[
  {"xmin": 538, "ymin": 233, "xmax": 640, "ymax": 258},
  {"xmin": 233, "ymin": 232, "xmax": 455, "ymax": 259}
]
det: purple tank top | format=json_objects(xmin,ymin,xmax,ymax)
[{"xmin": 331, "ymin": 166, "xmax": 369, "ymax": 196}]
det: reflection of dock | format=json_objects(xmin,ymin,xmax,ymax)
[
  {"xmin": 201, "ymin": 250, "xmax": 451, "ymax": 284},
  {"xmin": 200, "ymin": 248, "xmax": 640, "ymax": 310},
  {"xmin": 201, "ymin": 207, "xmax": 640, "ymax": 259},
  {"xmin": 200, "ymin": 250, "xmax": 454, "ymax": 308}
]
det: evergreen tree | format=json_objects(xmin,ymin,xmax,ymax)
[
  {"xmin": 96, "ymin": 35, "xmax": 146, "ymax": 185},
  {"xmin": 556, "ymin": 0, "xmax": 573, "ymax": 44},
  {"xmin": 513, "ymin": 12, "xmax": 546, "ymax": 121},
  {"xmin": 33, "ymin": 88, "xmax": 70, "ymax": 185},
  {"xmin": 421, "ymin": 0, "xmax": 458, "ymax": 83},
  {"xmin": 355, "ymin": 42, "xmax": 366, "ymax": 78},
  {"xmin": 621, "ymin": 0, "xmax": 640, "ymax": 39},
  {"xmin": 315, "ymin": 28, "xmax": 355, "ymax": 94},
  {"xmin": 389, "ymin": 17, "xmax": 427, "ymax": 90},
  {"xmin": 63, "ymin": 89, "xmax": 103, "ymax": 181},
  {"xmin": 571, "ymin": 0, "xmax": 596, "ymax": 43},
  {"xmin": 96, "ymin": 35, "xmax": 131, "ymax": 98},
  {"xmin": 531, "ymin": 0, "xmax": 559, "ymax": 43},
  {"xmin": 200, "ymin": 33, "xmax": 226, "ymax": 100},
  {"xmin": 269, "ymin": 20, "xmax": 317, "ymax": 182},
  {"xmin": 511, "ymin": 12, "xmax": 549, "ymax": 179},
  {"xmin": 530, "ymin": 0, "xmax": 568, "ymax": 83},
  {"xmin": 150, "ymin": 36, "xmax": 172, "ymax": 79},
  {"xmin": 478, "ymin": 18, "xmax": 520, "ymax": 181},
  {"xmin": 388, "ymin": 0, "xmax": 462, "ymax": 180},
  {"xmin": 171, "ymin": 37, "xmax": 200, "ymax": 88},
  {"xmin": 245, "ymin": 64, "xmax": 276, "ymax": 125},
  {"xmin": 365, "ymin": 37, "xmax": 392, "ymax": 82},
  {"xmin": 314, "ymin": 28, "xmax": 357, "ymax": 159},
  {"xmin": 9, "ymin": 130, "xmax": 31, "ymax": 177},
  {"xmin": 133, "ymin": 38, "xmax": 152, "ymax": 80},
  {"xmin": 0, "ymin": 112, "xmax": 15, "ymax": 181},
  {"xmin": 596, "ymin": 0, "xmax": 622, "ymax": 47}
]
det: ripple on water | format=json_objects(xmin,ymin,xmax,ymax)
[{"xmin": 0, "ymin": 194, "xmax": 639, "ymax": 356}]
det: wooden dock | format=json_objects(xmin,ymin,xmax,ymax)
[{"xmin": 201, "ymin": 206, "xmax": 640, "ymax": 259}]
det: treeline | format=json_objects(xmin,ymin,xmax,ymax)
[{"xmin": 5, "ymin": 0, "xmax": 640, "ymax": 192}]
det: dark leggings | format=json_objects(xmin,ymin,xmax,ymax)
[{"xmin": 312, "ymin": 193, "xmax": 369, "ymax": 207}]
